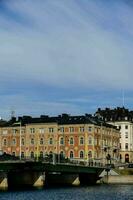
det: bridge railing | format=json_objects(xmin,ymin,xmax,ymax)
[
  {"xmin": 17, "ymin": 156, "xmax": 105, "ymax": 167},
  {"xmin": 0, "ymin": 153, "xmax": 118, "ymax": 168}
]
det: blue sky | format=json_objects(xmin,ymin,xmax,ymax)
[{"xmin": 0, "ymin": 0, "xmax": 133, "ymax": 119}]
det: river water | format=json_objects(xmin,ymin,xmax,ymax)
[{"xmin": 0, "ymin": 185, "xmax": 133, "ymax": 200}]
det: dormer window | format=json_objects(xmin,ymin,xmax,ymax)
[
  {"xmin": 125, "ymin": 125, "xmax": 128, "ymax": 129},
  {"xmin": 125, "ymin": 117, "xmax": 128, "ymax": 120}
]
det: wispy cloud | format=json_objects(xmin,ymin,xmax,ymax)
[{"xmin": 0, "ymin": 0, "xmax": 133, "ymax": 118}]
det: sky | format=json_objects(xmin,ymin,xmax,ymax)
[{"xmin": 0, "ymin": 0, "xmax": 133, "ymax": 119}]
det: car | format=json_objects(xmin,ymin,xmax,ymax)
[
  {"xmin": 128, "ymin": 163, "xmax": 133, "ymax": 168},
  {"xmin": 105, "ymin": 164, "xmax": 115, "ymax": 169}
]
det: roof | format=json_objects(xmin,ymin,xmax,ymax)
[
  {"xmin": 0, "ymin": 113, "xmax": 118, "ymax": 130},
  {"xmin": 95, "ymin": 107, "xmax": 133, "ymax": 122}
]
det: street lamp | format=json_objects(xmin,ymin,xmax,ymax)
[
  {"xmin": 13, "ymin": 121, "xmax": 22, "ymax": 160},
  {"xmin": 88, "ymin": 152, "xmax": 92, "ymax": 166}
]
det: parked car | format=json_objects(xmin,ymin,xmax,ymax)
[
  {"xmin": 105, "ymin": 164, "xmax": 115, "ymax": 169},
  {"xmin": 128, "ymin": 163, "xmax": 133, "ymax": 168}
]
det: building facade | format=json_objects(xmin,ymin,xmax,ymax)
[
  {"xmin": 0, "ymin": 114, "xmax": 120, "ymax": 165},
  {"xmin": 95, "ymin": 107, "xmax": 133, "ymax": 163}
]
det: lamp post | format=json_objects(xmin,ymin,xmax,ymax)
[
  {"xmin": 88, "ymin": 152, "xmax": 91, "ymax": 166},
  {"xmin": 19, "ymin": 121, "xmax": 22, "ymax": 160},
  {"xmin": 14, "ymin": 121, "xmax": 22, "ymax": 160}
]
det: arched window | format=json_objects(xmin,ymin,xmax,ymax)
[
  {"xmin": 12, "ymin": 152, "xmax": 15, "ymax": 156},
  {"xmin": 49, "ymin": 138, "xmax": 53, "ymax": 145},
  {"xmin": 125, "ymin": 154, "xmax": 129, "ymax": 163},
  {"xmin": 31, "ymin": 138, "xmax": 34, "ymax": 145},
  {"xmin": 49, "ymin": 151, "xmax": 53, "ymax": 155},
  {"xmin": 80, "ymin": 137, "xmax": 84, "ymax": 145},
  {"xmin": 49, "ymin": 151, "xmax": 53, "ymax": 159},
  {"xmin": 21, "ymin": 152, "xmax": 24, "ymax": 158},
  {"xmin": 70, "ymin": 151, "xmax": 74, "ymax": 158},
  {"xmin": 88, "ymin": 151, "xmax": 92, "ymax": 158},
  {"xmin": 88, "ymin": 136, "xmax": 92, "ymax": 145},
  {"xmin": 60, "ymin": 151, "xmax": 64, "ymax": 159},
  {"xmin": 40, "ymin": 138, "xmax": 43, "ymax": 145},
  {"xmin": 79, "ymin": 150, "xmax": 84, "ymax": 158},
  {"xmin": 31, "ymin": 151, "xmax": 34, "ymax": 158},
  {"xmin": 60, "ymin": 137, "xmax": 64, "ymax": 145},
  {"xmin": 40, "ymin": 151, "xmax": 43, "ymax": 158},
  {"xmin": 70, "ymin": 137, "xmax": 74, "ymax": 145},
  {"xmin": 3, "ymin": 138, "xmax": 7, "ymax": 146}
]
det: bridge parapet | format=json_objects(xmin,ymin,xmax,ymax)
[{"xmin": 0, "ymin": 161, "xmax": 104, "ymax": 190}]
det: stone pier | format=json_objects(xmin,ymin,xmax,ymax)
[{"xmin": 0, "ymin": 172, "xmax": 8, "ymax": 190}]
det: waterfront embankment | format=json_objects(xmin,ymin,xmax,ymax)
[{"xmin": 101, "ymin": 168, "xmax": 133, "ymax": 184}]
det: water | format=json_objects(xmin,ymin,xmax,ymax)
[{"xmin": 0, "ymin": 185, "xmax": 133, "ymax": 200}]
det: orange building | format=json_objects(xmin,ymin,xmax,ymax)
[{"xmin": 0, "ymin": 114, "xmax": 120, "ymax": 165}]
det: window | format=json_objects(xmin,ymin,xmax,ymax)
[
  {"xmin": 40, "ymin": 138, "xmax": 44, "ymax": 145},
  {"xmin": 125, "ymin": 125, "xmax": 128, "ymax": 129},
  {"xmin": 21, "ymin": 152, "xmax": 24, "ymax": 158},
  {"xmin": 21, "ymin": 129, "xmax": 25, "ymax": 134},
  {"xmin": 104, "ymin": 139, "xmax": 107, "ymax": 146},
  {"xmin": 60, "ymin": 137, "xmax": 64, "ymax": 145},
  {"xmin": 2, "ymin": 130, "xmax": 8, "ymax": 135},
  {"xmin": 31, "ymin": 138, "xmax": 34, "ymax": 145},
  {"xmin": 120, "ymin": 143, "xmax": 121, "ymax": 149},
  {"xmin": 119, "ymin": 126, "xmax": 121, "ymax": 130},
  {"xmin": 31, "ymin": 151, "xmax": 34, "ymax": 158},
  {"xmin": 49, "ymin": 138, "xmax": 53, "ymax": 145},
  {"xmin": 125, "ymin": 143, "xmax": 128, "ymax": 150},
  {"xmin": 21, "ymin": 138, "xmax": 25, "ymax": 146},
  {"xmin": 69, "ymin": 137, "xmax": 74, "ymax": 145},
  {"xmin": 12, "ymin": 152, "xmax": 15, "ymax": 156},
  {"xmin": 3, "ymin": 139, "xmax": 7, "ymax": 146},
  {"xmin": 88, "ymin": 151, "xmax": 92, "ymax": 158},
  {"xmin": 30, "ymin": 128, "xmax": 35, "ymax": 133},
  {"xmin": 125, "ymin": 132, "xmax": 128, "ymax": 139},
  {"xmin": 88, "ymin": 137, "xmax": 92, "ymax": 145},
  {"xmin": 125, "ymin": 117, "xmax": 128, "ymax": 120},
  {"xmin": 69, "ymin": 127, "xmax": 74, "ymax": 132},
  {"xmin": 94, "ymin": 139, "xmax": 97, "ymax": 145},
  {"xmin": 39, "ymin": 128, "xmax": 45, "ymax": 134},
  {"xmin": 12, "ymin": 138, "xmax": 16, "ymax": 146},
  {"xmin": 79, "ymin": 151, "xmax": 84, "ymax": 158},
  {"xmin": 12, "ymin": 129, "xmax": 17, "ymax": 134},
  {"xmin": 49, "ymin": 151, "xmax": 53, "ymax": 159},
  {"xmin": 88, "ymin": 127, "xmax": 92, "ymax": 132},
  {"xmin": 60, "ymin": 127, "xmax": 64, "ymax": 132},
  {"xmin": 60, "ymin": 151, "xmax": 64, "ymax": 158},
  {"xmin": 49, "ymin": 128, "xmax": 54, "ymax": 133},
  {"xmin": 40, "ymin": 151, "xmax": 43, "ymax": 158},
  {"xmin": 79, "ymin": 127, "xmax": 84, "ymax": 132},
  {"xmin": 80, "ymin": 137, "xmax": 84, "ymax": 145},
  {"xmin": 70, "ymin": 151, "xmax": 74, "ymax": 158}
]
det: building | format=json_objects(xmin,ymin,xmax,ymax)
[
  {"xmin": 95, "ymin": 107, "xmax": 133, "ymax": 163},
  {"xmin": 0, "ymin": 114, "xmax": 120, "ymax": 165}
]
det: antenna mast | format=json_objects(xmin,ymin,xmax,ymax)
[{"xmin": 122, "ymin": 90, "xmax": 125, "ymax": 107}]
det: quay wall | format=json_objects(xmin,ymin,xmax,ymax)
[{"xmin": 102, "ymin": 175, "xmax": 133, "ymax": 184}]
